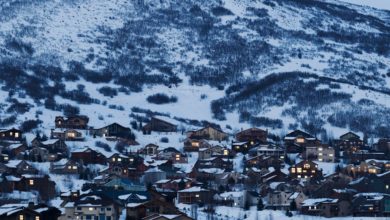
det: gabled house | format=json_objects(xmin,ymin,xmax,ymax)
[
  {"xmin": 139, "ymin": 144, "xmax": 159, "ymax": 156},
  {"xmin": 235, "ymin": 128, "xmax": 267, "ymax": 144},
  {"xmin": 267, "ymin": 182, "xmax": 307, "ymax": 210},
  {"xmin": 232, "ymin": 141, "xmax": 254, "ymax": 154},
  {"xmin": 352, "ymin": 193, "xmax": 390, "ymax": 216},
  {"xmin": 90, "ymin": 123, "xmax": 133, "ymax": 140},
  {"xmin": 13, "ymin": 175, "xmax": 56, "ymax": 201},
  {"xmin": 4, "ymin": 160, "xmax": 38, "ymax": 175},
  {"xmin": 284, "ymin": 130, "xmax": 319, "ymax": 153},
  {"xmin": 158, "ymin": 147, "xmax": 187, "ymax": 164},
  {"xmin": 70, "ymin": 148, "xmax": 107, "ymax": 165},
  {"xmin": 0, "ymin": 128, "xmax": 23, "ymax": 142},
  {"xmin": 177, "ymin": 187, "xmax": 211, "ymax": 204},
  {"xmin": 183, "ymin": 138, "xmax": 211, "ymax": 152},
  {"xmin": 5, "ymin": 143, "xmax": 27, "ymax": 158},
  {"xmin": 304, "ymin": 145, "xmax": 335, "ymax": 162},
  {"xmin": 51, "ymin": 128, "xmax": 84, "ymax": 141},
  {"xmin": 301, "ymin": 198, "xmax": 351, "ymax": 217},
  {"xmin": 289, "ymin": 160, "xmax": 322, "ymax": 180},
  {"xmin": 335, "ymin": 132, "xmax": 364, "ymax": 156},
  {"xmin": 55, "ymin": 115, "xmax": 89, "ymax": 129},
  {"xmin": 0, "ymin": 203, "xmax": 61, "ymax": 220},
  {"xmin": 349, "ymin": 171, "xmax": 390, "ymax": 194},
  {"xmin": 31, "ymin": 139, "xmax": 68, "ymax": 161},
  {"xmin": 186, "ymin": 125, "xmax": 228, "ymax": 141},
  {"xmin": 50, "ymin": 159, "xmax": 82, "ymax": 174},
  {"xmin": 142, "ymin": 117, "xmax": 177, "ymax": 134}
]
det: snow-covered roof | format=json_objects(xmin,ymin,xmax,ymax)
[
  {"xmin": 302, "ymin": 198, "xmax": 337, "ymax": 206},
  {"xmin": 41, "ymin": 139, "xmax": 59, "ymax": 145},
  {"xmin": 198, "ymin": 168, "xmax": 225, "ymax": 174},
  {"xmin": 220, "ymin": 191, "xmax": 244, "ymax": 198},
  {"xmin": 178, "ymin": 186, "xmax": 208, "ymax": 193}
]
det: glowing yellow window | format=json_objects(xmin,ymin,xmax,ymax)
[
  {"xmin": 297, "ymin": 168, "xmax": 302, "ymax": 173},
  {"xmin": 89, "ymin": 207, "xmax": 94, "ymax": 211},
  {"xmin": 296, "ymin": 138, "xmax": 305, "ymax": 143},
  {"xmin": 304, "ymin": 164, "xmax": 310, "ymax": 169},
  {"xmin": 175, "ymin": 154, "xmax": 180, "ymax": 161},
  {"xmin": 15, "ymin": 132, "xmax": 19, "ymax": 138},
  {"xmin": 29, "ymin": 179, "xmax": 34, "ymax": 185},
  {"xmin": 35, "ymin": 216, "xmax": 40, "ymax": 220},
  {"xmin": 68, "ymin": 166, "xmax": 72, "ymax": 169},
  {"xmin": 291, "ymin": 168, "xmax": 296, "ymax": 173},
  {"xmin": 72, "ymin": 166, "xmax": 77, "ymax": 170},
  {"xmin": 318, "ymin": 148, "xmax": 323, "ymax": 151},
  {"xmin": 112, "ymin": 158, "xmax": 116, "ymax": 162},
  {"xmin": 19, "ymin": 215, "xmax": 24, "ymax": 220},
  {"xmin": 192, "ymin": 142, "xmax": 199, "ymax": 147},
  {"xmin": 195, "ymin": 194, "xmax": 199, "ymax": 198},
  {"xmin": 223, "ymin": 150, "xmax": 228, "ymax": 155},
  {"xmin": 118, "ymin": 158, "xmax": 122, "ymax": 162}
]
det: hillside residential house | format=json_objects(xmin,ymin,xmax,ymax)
[
  {"xmin": 304, "ymin": 145, "xmax": 335, "ymax": 162},
  {"xmin": 0, "ymin": 128, "xmax": 23, "ymax": 142},
  {"xmin": 0, "ymin": 203, "xmax": 61, "ymax": 220},
  {"xmin": 301, "ymin": 198, "xmax": 351, "ymax": 217},
  {"xmin": 289, "ymin": 160, "xmax": 322, "ymax": 180},
  {"xmin": 51, "ymin": 128, "xmax": 84, "ymax": 141},
  {"xmin": 55, "ymin": 115, "xmax": 89, "ymax": 129},
  {"xmin": 235, "ymin": 128, "xmax": 267, "ymax": 143},
  {"xmin": 284, "ymin": 130, "xmax": 320, "ymax": 153},
  {"xmin": 177, "ymin": 187, "xmax": 211, "ymax": 204},
  {"xmin": 186, "ymin": 125, "xmax": 228, "ymax": 141},
  {"xmin": 183, "ymin": 138, "xmax": 211, "ymax": 152},
  {"xmin": 90, "ymin": 123, "xmax": 132, "ymax": 139},
  {"xmin": 352, "ymin": 193, "xmax": 390, "ymax": 216},
  {"xmin": 142, "ymin": 117, "xmax": 177, "ymax": 134},
  {"xmin": 335, "ymin": 132, "xmax": 364, "ymax": 155}
]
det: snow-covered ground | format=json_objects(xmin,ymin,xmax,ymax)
[{"xmin": 337, "ymin": 0, "xmax": 390, "ymax": 10}]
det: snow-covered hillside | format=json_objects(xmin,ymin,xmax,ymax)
[{"xmin": 0, "ymin": 0, "xmax": 389, "ymax": 140}]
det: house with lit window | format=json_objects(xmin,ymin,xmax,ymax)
[
  {"xmin": 300, "ymin": 198, "xmax": 351, "ymax": 217},
  {"xmin": 0, "ymin": 128, "xmax": 23, "ymax": 142},
  {"xmin": 232, "ymin": 141, "xmax": 255, "ymax": 154},
  {"xmin": 235, "ymin": 128, "xmax": 267, "ymax": 144},
  {"xmin": 50, "ymin": 159, "xmax": 82, "ymax": 174},
  {"xmin": 349, "ymin": 171, "xmax": 390, "ymax": 194},
  {"xmin": 0, "ymin": 202, "xmax": 61, "ymax": 220},
  {"xmin": 157, "ymin": 147, "xmax": 187, "ymax": 164},
  {"xmin": 289, "ymin": 160, "xmax": 322, "ymax": 180},
  {"xmin": 335, "ymin": 132, "xmax": 364, "ymax": 156},
  {"xmin": 177, "ymin": 187, "xmax": 211, "ymax": 204},
  {"xmin": 61, "ymin": 194, "xmax": 118, "ymax": 220},
  {"xmin": 142, "ymin": 116, "xmax": 178, "ymax": 134},
  {"xmin": 50, "ymin": 128, "xmax": 84, "ymax": 141},
  {"xmin": 183, "ymin": 138, "xmax": 211, "ymax": 152},
  {"xmin": 186, "ymin": 125, "xmax": 228, "ymax": 142},
  {"xmin": 55, "ymin": 115, "xmax": 89, "ymax": 129},
  {"xmin": 284, "ymin": 130, "xmax": 320, "ymax": 153},
  {"xmin": 139, "ymin": 144, "xmax": 159, "ymax": 156},
  {"xmin": 352, "ymin": 193, "xmax": 390, "ymax": 216},
  {"xmin": 304, "ymin": 145, "xmax": 335, "ymax": 162},
  {"xmin": 11, "ymin": 175, "xmax": 57, "ymax": 201}
]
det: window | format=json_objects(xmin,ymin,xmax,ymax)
[
  {"xmin": 112, "ymin": 158, "xmax": 116, "ymax": 162},
  {"xmin": 297, "ymin": 168, "xmax": 302, "ymax": 173},
  {"xmin": 88, "ymin": 207, "xmax": 94, "ymax": 211},
  {"xmin": 386, "ymin": 185, "xmax": 389, "ymax": 189},
  {"xmin": 195, "ymin": 194, "xmax": 200, "ymax": 198},
  {"xmin": 106, "ymin": 208, "xmax": 112, "ymax": 211},
  {"xmin": 101, "ymin": 208, "xmax": 105, "ymax": 212},
  {"xmin": 175, "ymin": 154, "xmax": 180, "ymax": 161},
  {"xmin": 15, "ymin": 132, "xmax": 19, "ymax": 138},
  {"xmin": 296, "ymin": 138, "xmax": 305, "ymax": 143},
  {"xmin": 192, "ymin": 142, "xmax": 199, "ymax": 147},
  {"xmin": 329, "ymin": 154, "xmax": 333, "ymax": 157},
  {"xmin": 118, "ymin": 158, "xmax": 122, "ymax": 162},
  {"xmin": 318, "ymin": 148, "xmax": 323, "ymax": 151},
  {"xmin": 303, "ymin": 164, "xmax": 310, "ymax": 169},
  {"xmin": 77, "ymin": 207, "xmax": 82, "ymax": 211},
  {"xmin": 223, "ymin": 150, "xmax": 228, "ymax": 155},
  {"xmin": 129, "ymin": 158, "xmax": 134, "ymax": 162},
  {"xmin": 291, "ymin": 168, "xmax": 296, "ymax": 173},
  {"xmin": 19, "ymin": 215, "xmax": 24, "ymax": 220},
  {"xmin": 29, "ymin": 179, "xmax": 34, "ymax": 185},
  {"xmin": 318, "ymin": 153, "xmax": 323, "ymax": 156},
  {"xmin": 35, "ymin": 216, "xmax": 40, "ymax": 220},
  {"xmin": 68, "ymin": 166, "xmax": 72, "ymax": 169},
  {"xmin": 72, "ymin": 166, "xmax": 77, "ymax": 170}
]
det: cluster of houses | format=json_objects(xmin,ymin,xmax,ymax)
[{"xmin": 0, "ymin": 115, "xmax": 389, "ymax": 219}]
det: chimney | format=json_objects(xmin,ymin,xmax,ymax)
[{"xmin": 28, "ymin": 201, "xmax": 34, "ymax": 209}]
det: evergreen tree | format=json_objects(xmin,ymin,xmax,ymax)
[
  {"xmin": 289, "ymin": 199, "xmax": 297, "ymax": 211},
  {"xmin": 257, "ymin": 198, "xmax": 264, "ymax": 211}
]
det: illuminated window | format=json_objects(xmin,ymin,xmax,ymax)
[
  {"xmin": 386, "ymin": 185, "xmax": 389, "ymax": 189},
  {"xmin": 223, "ymin": 150, "xmax": 228, "ymax": 155},
  {"xmin": 10, "ymin": 132, "xmax": 13, "ymax": 136},
  {"xmin": 318, "ymin": 153, "xmax": 323, "ymax": 156},
  {"xmin": 68, "ymin": 132, "xmax": 75, "ymax": 138},
  {"xmin": 303, "ymin": 164, "xmax": 310, "ymax": 169},
  {"xmin": 250, "ymin": 141, "xmax": 254, "ymax": 145},
  {"xmin": 35, "ymin": 216, "xmax": 40, "ymax": 220},
  {"xmin": 15, "ymin": 132, "xmax": 19, "ymax": 138},
  {"xmin": 235, "ymin": 146, "xmax": 240, "ymax": 150},
  {"xmin": 89, "ymin": 207, "xmax": 94, "ymax": 211},
  {"xmin": 312, "ymin": 170, "xmax": 316, "ymax": 173},
  {"xmin": 195, "ymin": 194, "xmax": 199, "ymax": 198},
  {"xmin": 192, "ymin": 142, "xmax": 199, "ymax": 147},
  {"xmin": 118, "ymin": 158, "xmax": 122, "ymax": 162},
  {"xmin": 4, "ymin": 156, "xmax": 8, "ymax": 161},
  {"xmin": 175, "ymin": 154, "xmax": 180, "ymax": 161},
  {"xmin": 129, "ymin": 158, "xmax": 134, "ymax": 162},
  {"xmin": 368, "ymin": 169, "xmax": 377, "ymax": 174},
  {"xmin": 318, "ymin": 158, "xmax": 323, "ymax": 162},
  {"xmin": 297, "ymin": 168, "xmax": 302, "ymax": 173},
  {"xmin": 68, "ymin": 166, "xmax": 72, "ymax": 169},
  {"xmin": 297, "ymin": 175, "xmax": 301, "ymax": 178},
  {"xmin": 296, "ymin": 138, "xmax": 305, "ymax": 143},
  {"xmin": 19, "ymin": 215, "xmax": 24, "ymax": 220},
  {"xmin": 368, "ymin": 207, "xmax": 373, "ymax": 211},
  {"xmin": 318, "ymin": 148, "xmax": 323, "ymax": 151},
  {"xmin": 329, "ymin": 154, "xmax": 333, "ymax": 157},
  {"xmin": 291, "ymin": 168, "xmax": 296, "ymax": 173},
  {"xmin": 72, "ymin": 166, "xmax": 77, "ymax": 170},
  {"xmin": 29, "ymin": 179, "xmax": 34, "ymax": 185},
  {"xmin": 112, "ymin": 158, "xmax": 116, "ymax": 162}
]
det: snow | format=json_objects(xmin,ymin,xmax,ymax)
[
  {"xmin": 178, "ymin": 187, "xmax": 208, "ymax": 193},
  {"xmin": 337, "ymin": 0, "xmax": 390, "ymax": 10}
]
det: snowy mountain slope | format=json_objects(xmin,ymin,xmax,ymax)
[{"xmin": 0, "ymin": 0, "xmax": 389, "ymax": 140}]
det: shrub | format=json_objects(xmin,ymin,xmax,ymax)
[
  {"xmin": 98, "ymin": 86, "xmax": 118, "ymax": 97},
  {"xmin": 160, "ymin": 137, "xmax": 169, "ymax": 143},
  {"xmin": 20, "ymin": 119, "xmax": 42, "ymax": 132},
  {"xmin": 147, "ymin": 93, "xmax": 178, "ymax": 104},
  {"xmin": 95, "ymin": 141, "xmax": 111, "ymax": 152}
]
